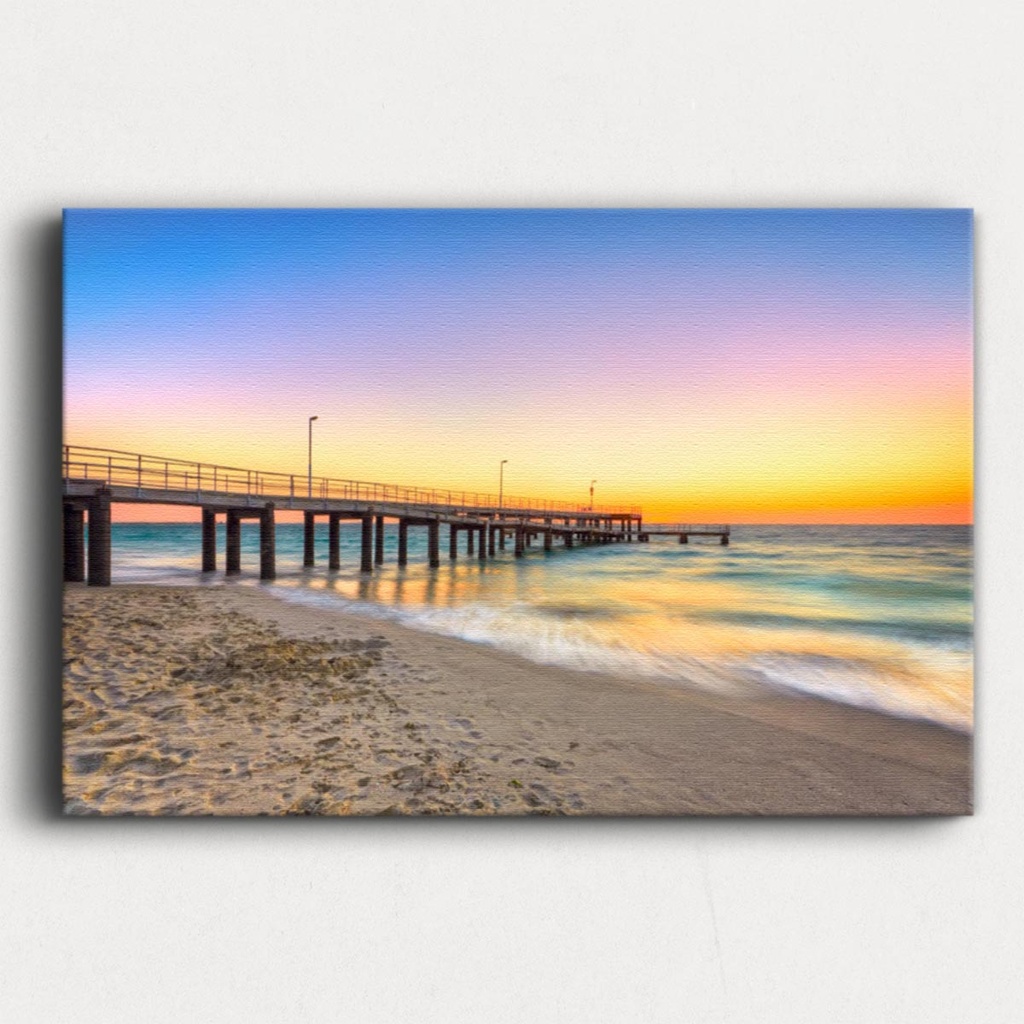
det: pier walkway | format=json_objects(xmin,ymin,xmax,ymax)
[{"xmin": 62, "ymin": 445, "xmax": 645, "ymax": 585}]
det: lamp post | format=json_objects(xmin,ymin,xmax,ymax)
[
  {"xmin": 590, "ymin": 479, "xmax": 596, "ymax": 512},
  {"xmin": 499, "ymin": 459, "xmax": 508, "ymax": 509},
  {"xmin": 308, "ymin": 415, "xmax": 319, "ymax": 497}
]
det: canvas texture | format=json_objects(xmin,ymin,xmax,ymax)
[{"xmin": 61, "ymin": 209, "xmax": 973, "ymax": 816}]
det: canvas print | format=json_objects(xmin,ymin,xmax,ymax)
[{"xmin": 61, "ymin": 209, "xmax": 973, "ymax": 815}]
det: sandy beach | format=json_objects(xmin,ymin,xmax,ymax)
[{"xmin": 62, "ymin": 584, "xmax": 971, "ymax": 815}]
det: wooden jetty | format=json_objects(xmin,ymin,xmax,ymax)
[
  {"xmin": 638, "ymin": 523, "xmax": 731, "ymax": 545},
  {"xmin": 62, "ymin": 445, "xmax": 647, "ymax": 586}
]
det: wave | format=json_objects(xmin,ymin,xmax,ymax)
[
  {"xmin": 268, "ymin": 586, "xmax": 971, "ymax": 732},
  {"xmin": 690, "ymin": 607, "xmax": 973, "ymax": 645}
]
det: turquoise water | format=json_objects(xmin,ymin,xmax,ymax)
[{"xmin": 99, "ymin": 523, "xmax": 973, "ymax": 732}]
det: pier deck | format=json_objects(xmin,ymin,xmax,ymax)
[{"xmin": 63, "ymin": 445, "xmax": 646, "ymax": 585}]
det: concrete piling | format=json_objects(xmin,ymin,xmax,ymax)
[
  {"xmin": 466, "ymin": 528, "xmax": 474, "ymax": 556},
  {"xmin": 202, "ymin": 508, "xmax": 217, "ymax": 571},
  {"xmin": 329, "ymin": 514, "xmax": 340, "ymax": 570},
  {"xmin": 449, "ymin": 524, "xmax": 459, "ymax": 559},
  {"xmin": 375, "ymin": 515, "xmax": 385, "ymax": 565},
  {"xmin": 303, "ymin": 511, "xmax": 315, "ymax": 566},
  {"xmin": 428, "ymin": 520, "xmax": 440, "ymax": 568},
  {"xmin": 398, "ymin": 520, "xmax": 409, "ymax": 566},
  {"xmin": 360, "ymin": 514, "xmax": 373, "ymax": 573},
  {"xmin": 226, "ymin": 510, "xmax": 241, "ymax": 573},
  {"xmin": 259, "ymin": 503, "xmax": 276, "ymax": 580},
  {"xmin": 478, "ymin": 525, "xmax": 487, "ymax": 561},
  {"xmin": 63, "ymin": 503, "xmax": 86, "ymax": 582},
  {"xmin": 514, "ymin": 527, "xmax": 524, "ymax": 558},
  {"xmin": 87, "ymin": 488, "xmax": 111, "ymax": 587}
]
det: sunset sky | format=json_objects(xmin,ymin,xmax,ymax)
[{"xmin": 63, "ymin": 208, "xmax": 973, "ymax": 523}]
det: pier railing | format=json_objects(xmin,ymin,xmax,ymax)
[{"xmin": 62, "ymin": 444, "xmax": 643, "ymax": 518}]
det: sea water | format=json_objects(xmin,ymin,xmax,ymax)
[{"xmin": 98, "ymin": 523, "xmax": 973, "ymax": 732}]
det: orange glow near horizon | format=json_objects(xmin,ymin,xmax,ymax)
[{"xmin": 86, "ymin": 373, "xmax": 972, "ymax": 525}]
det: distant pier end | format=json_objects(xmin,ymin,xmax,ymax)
[{"xmin": 638, "ymin": 524, "xmax": 731, "ymax": 545}]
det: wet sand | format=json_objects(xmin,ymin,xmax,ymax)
[{"xmin": 62, "ymin": 584, "xmax": 971, "ymax": 815}]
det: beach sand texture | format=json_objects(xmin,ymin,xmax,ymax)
[{"xmin": 62, "ymin": 585, "xmax": 971, "ymax": 816}]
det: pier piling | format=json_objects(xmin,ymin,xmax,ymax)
[
  {"xmin": 303, "ymin": 511, "xmax": 315, "ymax": 566},
  {"xmin": 87, "ymin": 488, "xmax": 111, "ymax": 587},
  {"xmin": 226, "ymin": 510, "xmax": 241, "ymax": 574},
  {"xmin": 449, "ymin": 524, "xmax": 458, "ymax": 559},
  {"xmin": 360, "ymin": 514, "xmax": 373, "ymax": 573},
  {"xmin": 202, "ymin": 508, "xmax": 217, "ymax": 571},
  {"xmin": 63, "ymin": 503, "xmax": 86, "ymax": 582},
  {"xmin": 428, "ymin": 520, "xmax": 440, "ymax": 568},
  {"xmin": 259, "ymin": 503, "xmax": 276, "ymax": 580},
  {"xmin": 398, "ymin": 520, "xmax": 409, "ymax": 566},
  {"xmin": 375, "ymin": 515, "xmax": 385, "ymax": 565},
  {"xmin": 329, "ymin": 514, "xmax": 340, "ymax": 570}
]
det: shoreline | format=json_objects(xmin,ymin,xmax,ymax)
[{"xmin": 62, "ymin": 584, "xmax": 972, "ymax": 816}]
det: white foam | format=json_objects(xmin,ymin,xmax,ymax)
[
  {"xmin": 745, "ymin": 653, "xmax": 972, "ymax": 732},
  {"xmin": 267, "ymin": 585, "xmax": 972, "ymax": 732}
]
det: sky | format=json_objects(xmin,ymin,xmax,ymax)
[{"xmin": 63, "ymin": 208, "xmax": 973, "ymax": 523}]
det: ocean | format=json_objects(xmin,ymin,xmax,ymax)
[{"xmin": 95, "ymin": 522, "xmax": 973, "ymax": 733}]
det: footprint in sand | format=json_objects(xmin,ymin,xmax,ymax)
[{"xmin": 70, "ymin": 752, "xmax": 107, "ymax": 774}]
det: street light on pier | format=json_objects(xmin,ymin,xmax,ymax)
[
  {"xmin": 590, "ymin": 479, "xmax": 597, "ymax": 511},
  {"xmin": 308, "ymin": 415, "xmax": 319, "ymax": 498},
  {"xmin": 499, "ymin": 459, "xmax": 508, "ymax": 509}
]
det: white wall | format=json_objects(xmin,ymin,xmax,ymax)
[{"xmin": 2, "ymin": 3, "xmax": 1021, "ymax": 1021}]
